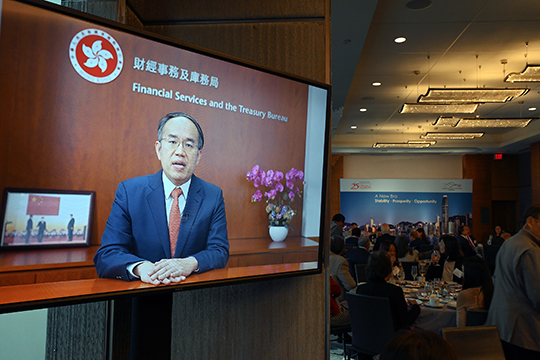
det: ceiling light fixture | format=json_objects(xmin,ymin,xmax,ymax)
[
  {"xmin": 394, "ymin": 37, "xmax": 407, "ymax": 43},
  {"xmin": 351, "ymin": 125, "xmax": 357, "ymax": 129},
  {"xmin": 359, "ymin": 108, "xmax": 367, "ymax": 112},
  {"xmin": 529, "ymin": 107, "xmax": 537, "ymax": 111},
  {"xmin": 432, "ymin": 116, "xmax": 460, "ymax": 126},
  {"xmin": 373, "ymin": 140, "xmax": 436, "ymax": 148},
  {"xmin": 372, "ymin": 82, "xmax": 382, "ymax": 86},
  {"xmin": 456, "ymin": 118, "xmax": 532, "ymax": 128},
  {"xmin": 433, "ymin": 116, "xmax": 533, "ymax": 128},
  {"xmin": 421, "ymin": 132, "xmax": 484, "ymax": 140},
  {"xmin": 400, "ymin": 103, "xmax": 478, "ymax": 114},
  {"xmin": 418, "ymin": 88, "xmax": 529, "ymax": 103},
  {"xmin": 505, "ymin": 65, "xmax": 540, "ymax": 82}
]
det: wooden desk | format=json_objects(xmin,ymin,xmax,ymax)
[
  {"xmin": 0, "ymin": 262, "xmax": 319, "ymax": 313},
  {"xmin": 0, "ymin": 246, "xmax": 99, "ymax": 286},
  {"xmin": 0, "ymin": 237, "xmax": 319, "ymax": 286}
]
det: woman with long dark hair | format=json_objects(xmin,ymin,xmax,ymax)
[
  {"xmin": 426, "ymin": 235, "xmax": 464, "ymax": 283},
  {"xmin": 395, "ymin": 235, "xmax": 419, "ymax": 262},
  {"xmin": 457, "ymin": 257, "xmax": 494, "ymax": 327}
]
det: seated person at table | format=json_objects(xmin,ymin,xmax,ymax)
[
  {"xmin": 345, "ymin": 227, "xmax": 361, "ymax": 246},
  {"xmin": 330, "ymin": 276, "xmax": 350, "ymax": 327},
  {"xmin": 382, "ymin": 240, "xmax": 404, "ymax": 282},
  {"xmin": 456, "ymin": 257, "xmax": 493, "ymax": 327},
  {"xmin": 426, "ymin": 235, "xmax": 464, "ymax": 283},
  {"xmin": 489, "ymin": 225, "xmax": 505, "ymax": 246},
  {"xmin": 330, "ymin": 235, "xmax": 357, "ymax": 302},
  {"xmin": 396, "ymin": 235, "xmax": 419, "ymax": 262},
  {"xmin": 409, "ymin": 230, "xmax": 428, "ymax": 250},
  {"xmin": 346, "ymin": 235, "xmax": 371, "ymax": 281},
  {"xmin": 357, "ymin": 251, "xmax": 421, "ymax": 331},
  {"xmin": 380, "ymin": 329, "xmax": 457, "ymax": 360}
]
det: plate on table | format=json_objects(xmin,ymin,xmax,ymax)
[
  {"xmin": 424, "ymin": 303, "xmax": 445, "ymax": 308},
  {"xmin": 408, "ymin": 298, "xmax": 423, "ymax": 305},
  {"xmin": 417, "ymin": 295, "xmax": 430, "ymax": 301}
]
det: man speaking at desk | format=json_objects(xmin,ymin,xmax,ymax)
[{"xmin": 94, "ymin": 112, "xmax": 229, "ymax": 285}]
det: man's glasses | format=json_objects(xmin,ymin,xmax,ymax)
[{"xmin": 160, "ymin": 138, "xmax": 199, "ymax": 153}]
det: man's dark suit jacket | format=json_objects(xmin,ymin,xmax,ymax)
[
  {"xmin": 457, "ymin": 235, "xmax": 477, "ymax": 258},
  {"xmin": 374, "ymin": 233, "xmax": 395, "ymax": 251},
  {"xmin": 345, "ymin": 247, "xmax": 370, "ymax": 280},
  {"xmin": 356, "ymin": 278, "xmax": 420, "ymax": 331},
  {"xmin": 93, "ymin": 171, "xmax": 229, "ymax": 281}
]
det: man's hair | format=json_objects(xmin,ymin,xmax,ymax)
[
  {"xmin": 366, "ymin": 251, "xmax": 392, "ymax": 281},
  {"xmin": 457, "ymin": 225, "xmax": 465, "ymax": 235},
  {"xmin": 380, "ymin": 329, "xmax": 456, "ymax": 360},
  {"xmin": 358, "ymin": 235, "xmax": 371, "ymax": 249},
  {"xmin": 332, "ymin": 213, "xmax": 345, "ymax": 223},
  {"xmin": 330, "ymin": 235, "xmax": 345, "ymax": 254},
  {"xmin": 523, "ymin": 204, "xmax": 540, "ymax": 226},
  {"xmin": 409, "ymin": 230, "xmax": 419, "ymax": 240},
  {"xmin": 381, "ymin": 223, "xmax": 390, "ymax": 234},
  {"xmin": 157, "ymin": 112, "xmax": 204, "ymax": 150},
  {"xmin": 351, "ymin": 227, "xmax": 361, "ymax": 237}
]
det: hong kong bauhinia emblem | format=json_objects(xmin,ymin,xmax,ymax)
[{"xmin": 69, "ymin": 29, "xmax": 123, "ymax": 84}]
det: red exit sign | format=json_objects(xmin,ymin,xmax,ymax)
[{"xmin": 494, "ymin": 153, "xmax": 503, "ymax": 160}]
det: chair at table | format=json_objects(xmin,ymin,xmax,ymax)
[
  {"xmin": 440, "ymin": 325, "xmax": 505, "ymax": 360},
  {"xmin": 401, "ymin": 261, "xmax": 418, "ymax": 281},
  {"xmin": 330, "ymin": 324, "xmax": 351, "ymax": 357},
  {"xmin": 345, "ymin": 292, "xmax": 394, "ymax": 359},
  {"xmin": 465, "ymin": 309, "xmax": 488, "ymax": 326},
  {"xmin": 354, "ymin": 264, "xmax": 367, "ymax": 283}
]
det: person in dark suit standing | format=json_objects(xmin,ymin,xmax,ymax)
[
  {"xmin": 67, "ymin": 214, "xmax": 74, "ymax": 241},
  {"xmin": 94, "ymin": 112, "xmax": 229, "ymax": 285},
  {"xmin": 25, "ymin": 214, "xmax": 33, "ymax": 244},
  {"xmin": 457, "ymin": 225, "xmax": 477, "ymax": 258},
  {"xmin": 37, "ymin": 217, "xmax": 46, "ymax": 243}
]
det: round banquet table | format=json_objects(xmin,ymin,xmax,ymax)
[
  {"xmin": 401, "ymin": 281, "xmax": 458, "ymax": 333},
  {"xmin": 413, "ymin": 303, "xmax": 457, "ymax": 333}
]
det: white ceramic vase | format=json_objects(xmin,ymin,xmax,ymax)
[{"xmin": 269, "ymin": 225, "xmax": 288, "ymax": 242}]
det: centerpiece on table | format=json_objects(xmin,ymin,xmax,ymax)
[{"xmin": 246, "ymin": 165, "xmax": 305, "ymax": 242}]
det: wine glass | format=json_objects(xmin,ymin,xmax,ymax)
[
  {"xmin": 411, "ymin": 265, "xmax": 418, "ymax": 281},
  {"xmin": 397, "ymin": 269, "xmax": 405, "ymax": 284},
  {"xmin": 419, "ymin": 264, "xmax": 426, "ymax": 278}
]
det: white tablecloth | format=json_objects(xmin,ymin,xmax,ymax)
[{"xmin": 414, "ymin": 304, "xmax": 456, "ymax": 333}]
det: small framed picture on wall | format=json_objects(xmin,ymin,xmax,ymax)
[{"xmin": 0, "ymin": 188, "xmax": 95, "ymax": 250}]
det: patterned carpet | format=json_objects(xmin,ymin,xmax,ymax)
[{"xmin": 329, "ymin": 335, "xmax": 348, "ymax": 360}]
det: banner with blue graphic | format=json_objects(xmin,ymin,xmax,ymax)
[{"xmin": 340, "ymin": 179, "xmax": 473, "ymax": 237}]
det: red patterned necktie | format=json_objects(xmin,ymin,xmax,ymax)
[
  {"xmin": 466, "ymin": 235, "xmax": 475, "ymax": 250},
  {"xmin": 169, "ymin": 187, "xmax": 183, "ymax": 257}
]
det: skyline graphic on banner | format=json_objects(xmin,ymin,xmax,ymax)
[{"xmin": 340, "ymin": 192, "xmax": 472, "ymax": 227}]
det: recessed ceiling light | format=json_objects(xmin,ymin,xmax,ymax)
[
  {"xmin": 372, "ymin": 82, "xmax": 382, "ymax": 87},
  {"xmin": 529, "ymin": 107, "xmax": 537, "ymax": 111},
  {"xmin": 351, "ymin": 125, "xmax": 357, "ymax": 129},
  {"xmin": 359, "ymin": 108, "xmax": 368, "ymax": 112},
  {"xmin": 394, "ymin": 37, "xmax": 407, "ymax": 44}
]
